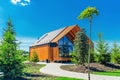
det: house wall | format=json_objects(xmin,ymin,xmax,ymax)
[
  {"xmin": 30, "ymin": 44, "xmax": 49, "ymax": 61},
  {"xmin": 52, "ymin": 43, "xmax": 71, "ymax": 62}
]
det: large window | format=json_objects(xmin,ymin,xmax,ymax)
[{"xmin": 58, "ymin": 36, "xmax": 73, "ymax": 58}]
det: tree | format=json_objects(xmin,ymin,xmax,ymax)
[
  {"xmin": 77, "ymin": 6, "xmax": 98, "ymax": 80},
  {"xmin": 96, "ymin": 33, "xmax": 110, "ymax": 64},
  {"xmin": 71, "ymin": 29, "xmax": 88, "ymax": 65},
  {"xmin": 17, "ymin": 50, "xmax": 29, "ymax": 62},
  {"xmin": 111, "ymin": 42, "xmax": 120, "ymax": 64},
  {"xmin": 31, "ymin": 51, "xmax": 39, "ymax": 62},
  {"xmin": 0, "ymin": 18, "xmax": 23, "ymax": 79},
  {"xmin": 89, "ymin": 49, "xmax": 97, "ymax": 63}
]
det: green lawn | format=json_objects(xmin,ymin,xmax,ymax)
[
  {"xmin": 92, "ymin": 70, "xmax": 120, "ymax": 76},
  {"xmin": 23, "ymin": 62, "xmax": 83, "ymax": 80},
  {"xmin": 55, "ymin": 77, "xmax": 82, "ymax": 80}
]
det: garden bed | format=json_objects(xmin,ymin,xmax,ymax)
[{"xmin": 60, "ymin": 63, "xmax": 120, "ymax": 73}]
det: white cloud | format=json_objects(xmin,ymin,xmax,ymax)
[
  {"xmin": 11, "ymin": 0, "xmax": 21, "ymax": 5},
  {"xmin": 11, "ymin": 0, "xmax": 30, "ymax": 6},
  {"xmin": 20, "ymin": 2, "xmax": 28, "ymax": 6},
  {"xmin": 17, "ymin": 37, "xmax": 37, "ymax": 51}
]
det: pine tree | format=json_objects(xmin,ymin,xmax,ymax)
[
  {"xmin": 96, "ymin": 33, "xmax": 110, "ymax": 64},
  {"xmin": 111, "ymin": 42, "xmax": 120, "ymax": 64},
  {"xmin": 31, "ymin": 51, "xmax": 39, "ymax": 62},
  {"xmin": 0, "ymin": 18, "xmax": 23, "ymax": 79},
  {"xmin": 71, "ymin": 29, "xmax": 88, "ymax": 65}
]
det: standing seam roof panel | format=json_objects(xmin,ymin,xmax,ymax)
[{"xmin": 31, "ymin": 27, "xmax": 66, "ymax": 46}]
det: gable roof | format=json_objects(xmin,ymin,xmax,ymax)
[
  {"xmin": 31, "ymin": 24, "xmax": 80, "ymax": 47},
  {"xmin": 51, "ymin": 25, "xmax": 80, "ymax": 42},
  {"xmin": 31, "ymin": 27, "xmax": 66, "ymax": 46}
]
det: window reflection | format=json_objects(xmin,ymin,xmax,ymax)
[{"xmin": 58, "ymin": 36, "xmax": 73, "ymax": 58}]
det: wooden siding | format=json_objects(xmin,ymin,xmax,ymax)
[{"xmin": 30, "ymin": 44, "xmax": 49, "ymax": 61}]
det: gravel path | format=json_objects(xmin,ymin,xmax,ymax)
[{"xmin": 40, "ymin": 63, "xmax": 120, "ymax": 80}]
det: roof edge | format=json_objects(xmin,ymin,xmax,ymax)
[
  {"xmin": 50, "ymin": 26, "xmax": 68, "ymax": 42},
  {"xmin": 51, "ymin": 24, "xmax": 80, "ymax": 42}
]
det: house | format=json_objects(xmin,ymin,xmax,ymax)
[{"xmin": 29, "ymin": 24, "xmax": 91, "ymax": 62}]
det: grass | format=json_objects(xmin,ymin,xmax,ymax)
[
  {"xmin": 23, "ymin": 62, "xmax": 56, "ymax": 80},
  {"xmin": 23, "ymin": 62, "xmax": 83, "ymax": 80},
  {"xmin": 60, "ymin": 63, "xmax": 120, "ymax": 77},
  {"xmin": 55, "ymin": 77, "xmax": 83, "ymax": 80},
  {"xmin": 92, "ymin": 70, "xmax": 120, "ymax": 76}
]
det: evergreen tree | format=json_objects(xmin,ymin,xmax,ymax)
[
  {"xmin": 111, "ymin": 42, "xmax": 120, "ymax": 64},
  {"xmin": 31, "ymin": 51, "xmax": 39, "ymax": 62},
  {"xmin": 89, "ymin": 49, "xmax": 97, "ymax": 63},
  {"xmin": 71, "ymin": 29, "xmax": 88, "ymax": 65},
  {"xmin": 0, "ymin": 18, "xmax": 23, "ymax": 79},
  {"xmin": 96, "ymin": 33, "xmax": 110, "ymax": 64}
]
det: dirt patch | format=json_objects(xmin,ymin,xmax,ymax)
[{"xmin": 60, "ymin": 63, "xmax": 120, "ymax": 73}]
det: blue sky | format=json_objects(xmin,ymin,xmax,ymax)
[{"xmin": 0, "ymin": 0, "xmax": 120, "ymax": 51}]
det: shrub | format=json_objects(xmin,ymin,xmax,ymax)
[{"xmin": 31, "ymin": 51, "xmax": 39, "ymax": 62}]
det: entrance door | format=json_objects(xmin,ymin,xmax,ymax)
[{"xmin": 50, "ymin": 47, "xmax": 54, "ymax": 62}]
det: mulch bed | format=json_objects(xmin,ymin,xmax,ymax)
[{"xmin": 60, "ymin": 63, "xmax": 120, "ymax": 73}]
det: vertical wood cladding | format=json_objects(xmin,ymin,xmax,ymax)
[{"xmin": 30, "ymin": 44, "xmax": 49, "ymax": 61}]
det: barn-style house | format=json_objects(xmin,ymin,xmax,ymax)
[{"xmin": 30, "ymin": 25, "xmax": 91, "ymax": 62}]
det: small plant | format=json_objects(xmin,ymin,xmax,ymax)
[{"xmin": 31, "ymin": 51, "xmax": 39, "ymax": 62}]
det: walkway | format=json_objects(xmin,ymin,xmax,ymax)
[{"xmin": 40, "ymin": 63, "xmax": 120, "ymax": 80}]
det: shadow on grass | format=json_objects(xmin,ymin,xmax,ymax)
[
  {"xmin": 0, "ymin": 73, "xmax": 53, "ymax": 80},
  {"xmin": 24, "ymin": 72, "xmax": 47, "ymax": 77},
  {"xmin": 0, "ymin": 76, "xmax": 27, "ymax": 80}
]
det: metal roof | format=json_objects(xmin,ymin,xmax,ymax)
[{"xmin": 31, "ymin": 27, "xmax": 66, "ymax": 46}]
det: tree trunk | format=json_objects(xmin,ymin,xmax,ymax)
[{"xmin": 88, "ymin": 17, "xmax": 92, "ymax": 80}]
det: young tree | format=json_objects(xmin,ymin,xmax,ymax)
[
  {"xmin": 31, "ymin": 51, "xmax": 39, "ymax": 62},
  {"xmin": 96, "ymin": 33, "xmax": 110, "ymax": 64},
  {"xmin": 111, "ymin": 42, "xmax": 120, "ymax": 64},
  {"xmin": 77, "ymin": 6, "xmax": 98, "ymax": 80},
  {"xmin": 71, "ymin": 29, "xmax": 88, "ymax": 65},
  {"xmin": 0, "ymin": 18, "xmax": 23, "ymax": 79}
]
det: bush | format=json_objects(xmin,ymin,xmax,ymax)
[
  {"xmin": 31, "ymin": 51, "xmax": 39, "ymax": 62},
  {"xmin": 115, "ymin": 54, "xmax": 120, "ymax": 64}
]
